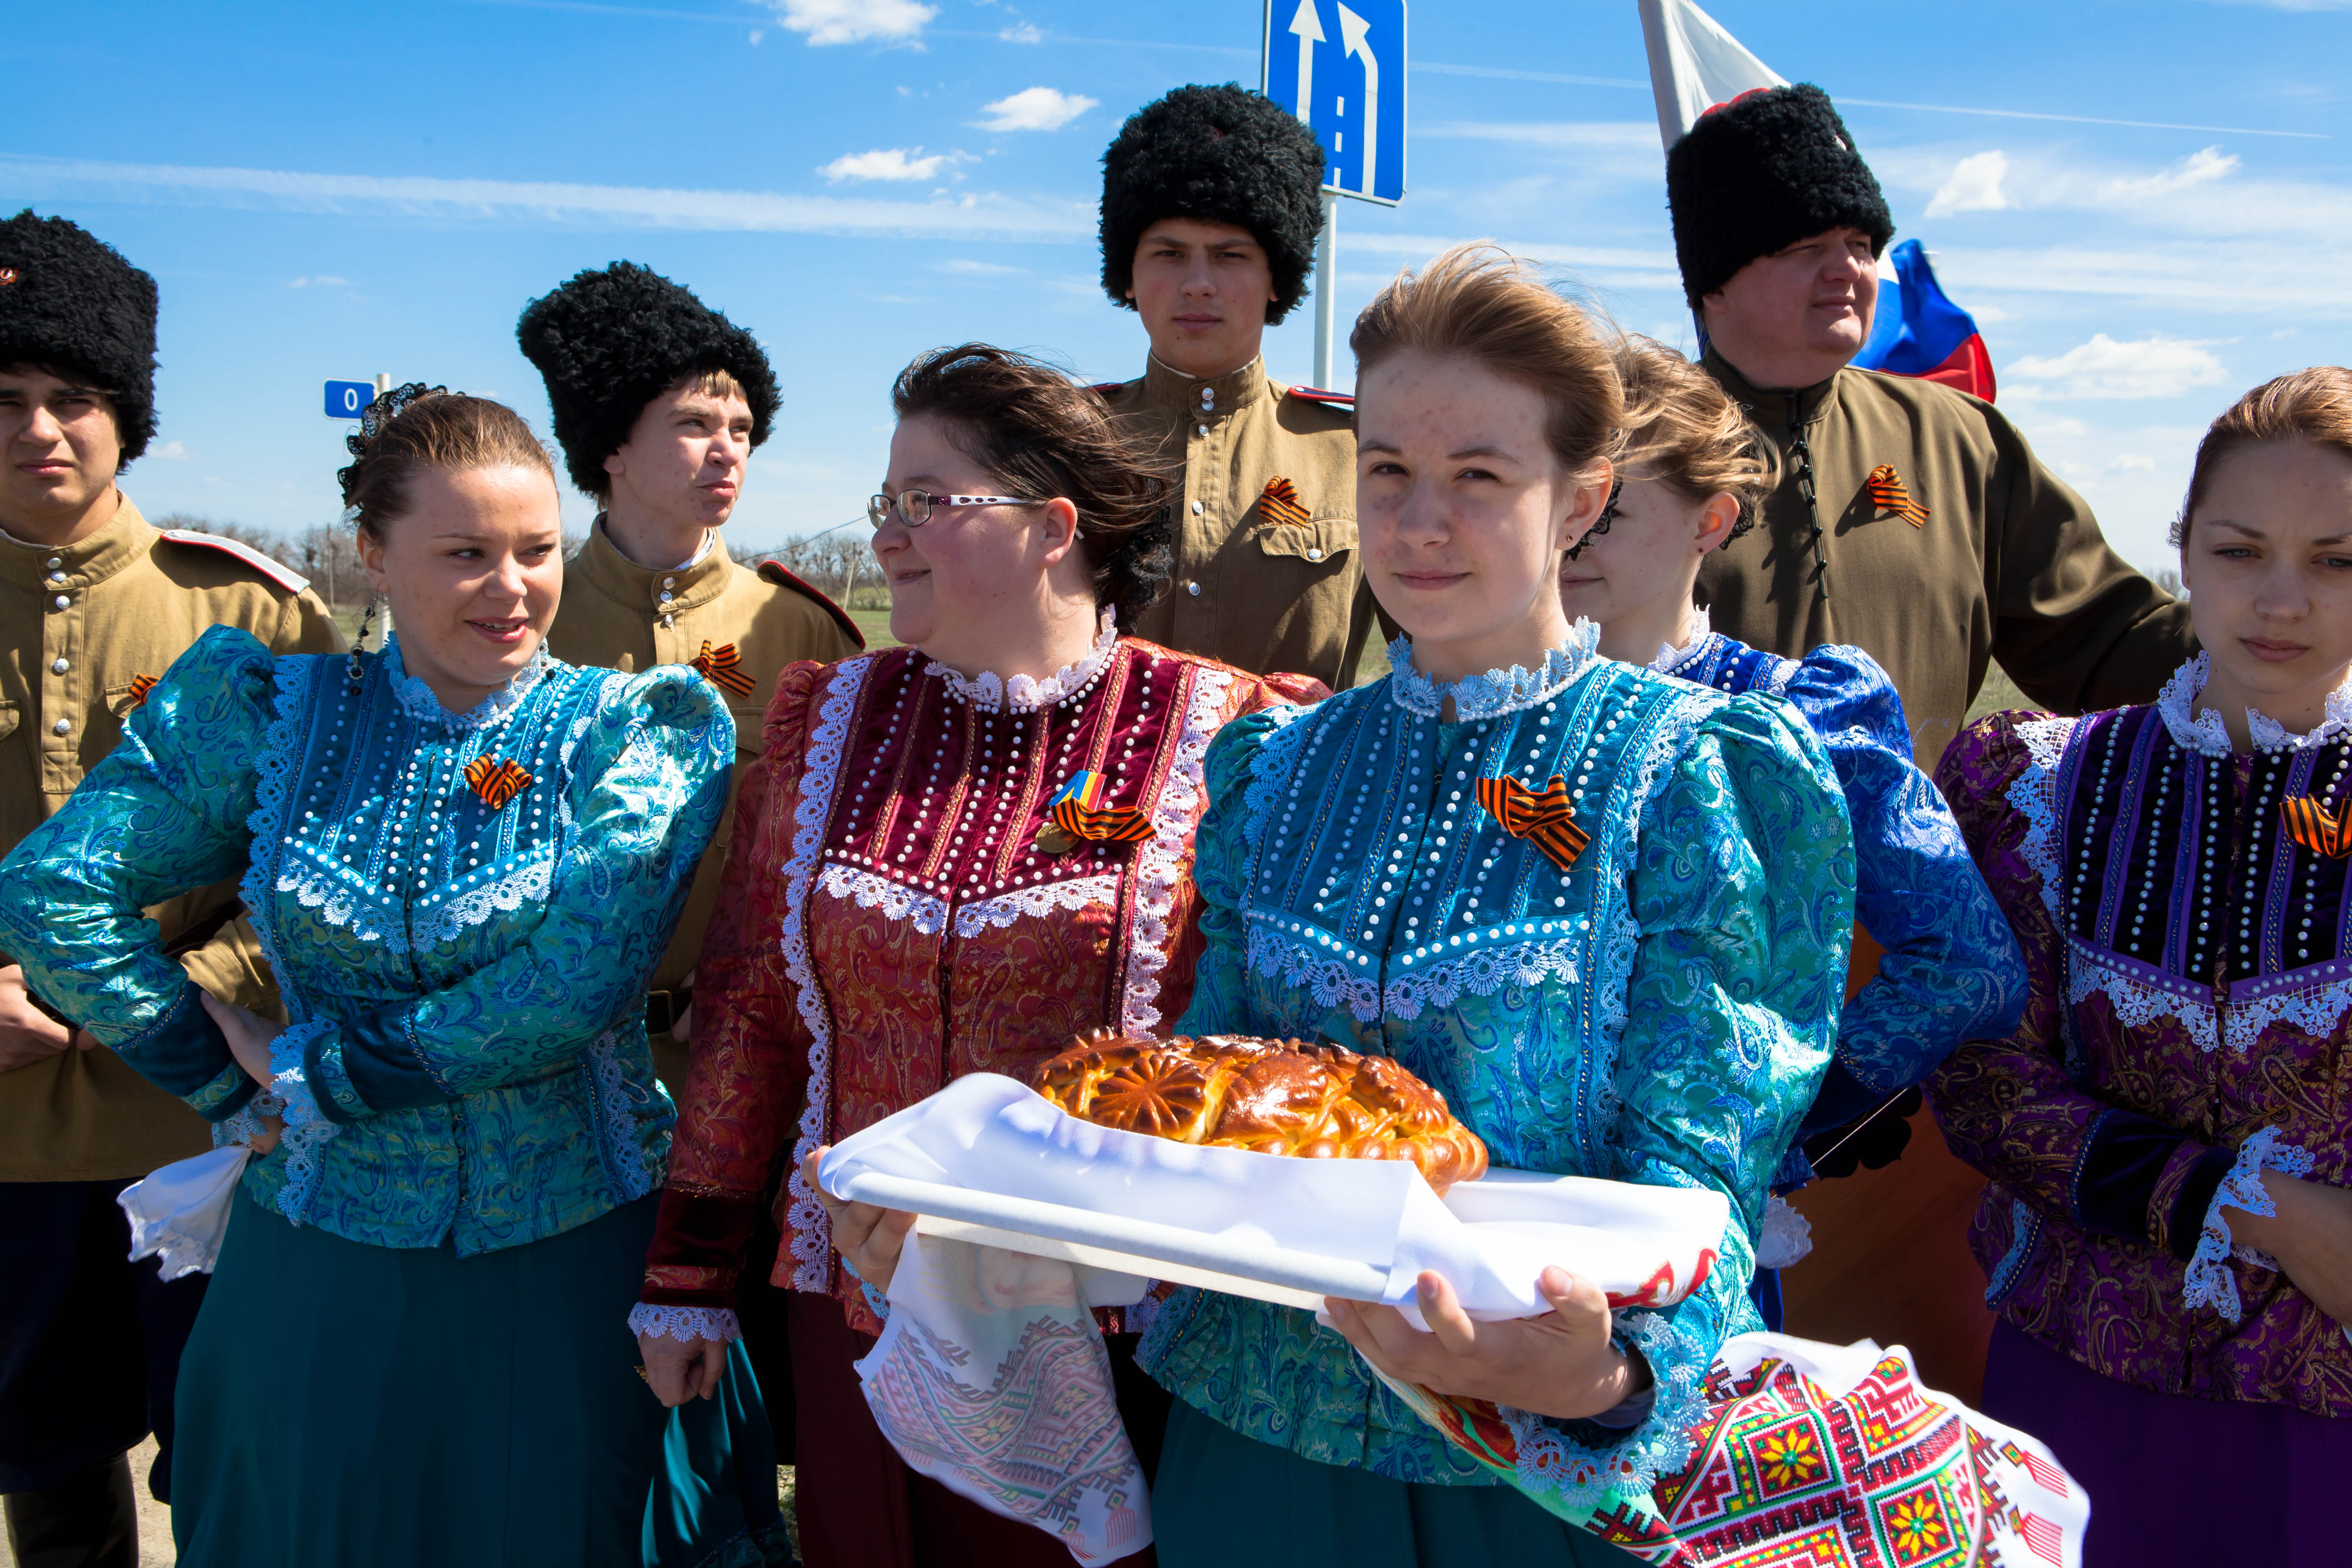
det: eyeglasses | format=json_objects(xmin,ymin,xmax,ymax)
[{"xmin": 867, "ymin": 490, "xmax": 1047, "ymax": 529}]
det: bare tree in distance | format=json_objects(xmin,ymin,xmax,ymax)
[{"xmin": 737, "ymin": 529, "xmax": 883, "ymax": 610}]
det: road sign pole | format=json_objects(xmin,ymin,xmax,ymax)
[{"xmin": 1314, "ymin": 188, "xmax": 1339, "ymax": 390}]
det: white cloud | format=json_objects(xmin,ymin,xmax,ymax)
[
  {"xmin": 764, "ymin": 0, "xmax": 934, "ymax": 47},
  {"xmin": 2007, "ymin": 334, "xmax": 2231, "ymax": 400},
  {"xmin": 0, "ymin": 154, "xmax": 1090, "ymax": 241},
  {"xmin": 934, "ymin": 258, "xmax": 1024, "ymax": 274},
  {"xmin": 999, "ymin": 21, "xmax": 1042, "ymax": 42},
  {"xmin": 2104, "ymin": 145, "xmax": 2239, "ymax": 200},
  {"xmin": 819, "ymin": 147, "xmax": 946, "ymax": 182},
  {"xmin": 977, "ymin": 87, "xmax": 1096, "ymax": 132},
  {"xmin": 1925, "ymin": 151, "xmax": 2010, "ymax": 217},
  {"xmin": 154, "ymin": 440, "xmax": 189, "ymax": 459},
  {"xmin": 287, "ymin": 274, "xmax": 349, "ymax": 288}
]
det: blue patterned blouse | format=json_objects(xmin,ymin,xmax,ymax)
[
  {"xmin": 0, "ymin": 625, "xmax": 732, "ymax": 1255},
  {"xmin": 1655, "ymin": 622, "xmax": 2026, "ymax": 1144},
  {"xmin": 1138, "ymin": 627, "xmax": 1853, "ymax": 1513}
]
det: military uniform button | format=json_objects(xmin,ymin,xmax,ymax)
[
  {"xmin": 1190, "ymin": 500, "xmax": 1204, "ymax": 515},
  {"xmin": 658, "ymin": 591, "xmax": 674, "ymax": 603},
  {"xmin": 1308, "ymin": 548, "xmax": 1325, "ymax": 562},
  {"xmin": 1196, "ymin": 425, "xmax": 1208, "ymax": 437},
  {"xmin": 45, "ymin": 557, "xmax": 61, "ymax": 569},
  {"xmin": 662, "ymin": 576, "xmax": 676, "ymax": 588},
  {"xmin": 52, "ymin": 718, "xmax": 71, "ymax": 735},
  {"xmin": 1186, "ymin": 581, "xmax": 1201, "ymax": 597},
  {"xmin": 52, "ymin": 595, "xmax": 69, "ymax": 610},
  {"xmin": 51, "ymin": 658, "xmax": 68, "ymax": 674},
  {"xmin": 47, "ymin": 570, "xmax": 66, "ymax": 584}
]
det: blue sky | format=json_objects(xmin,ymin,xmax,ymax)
[{"xmin": 6, "ymin": 0, "xmax": 2346, "ymax": 572}]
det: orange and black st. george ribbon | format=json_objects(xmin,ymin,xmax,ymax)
[
  {"xmin": 1255, "ymin": 476, "xmax": 1313, "ymax": 529},
  {"xmin": 463, "ymin": 755, "xmax": 534, "ymax": 812},
  {"xmin": 123, "ymin": 673, "xmax": 159, "ymax": 710},
  {"xmin": 1475, "ymin": 774, "xmax": 1590, "ymax": 873},
  {"xmin": 1037, "ymin": 770, "xmax": 1150, "ymax": 852},
  {"xmin": 1864, "ymin": 464, "xmax": 1931, "ymax": 528},
  {"xmin": 689, "ymin": 640, "xmax": 756, "ymax": 698},
  {"xmin": 2281, "ymin": 795, "xmax": 2352, "ymax": 858}
]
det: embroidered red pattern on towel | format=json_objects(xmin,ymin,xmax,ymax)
[
  {"xmin": 462, "ymin": 755, "xmax": 533, "ymax": 811},
  {"xmin": 690, "ymin": 640, "xmax": 757, "ymax": 698},
  {"xmin": 1475, "ymin": 774, "xmax": 1590, "ymax": 872},
  {"xmin": 1865, "ymin": 464, "xmax": 1931, "ymax": 528}
]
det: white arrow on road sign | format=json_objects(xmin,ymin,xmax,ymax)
[
  {"xmin": 1287, "ymin": 0, "xmax": 1324, "ymax": 132},
  {"xmin": 1337, "ymin": 3, "xmax": 1378, "ymax": 206}
]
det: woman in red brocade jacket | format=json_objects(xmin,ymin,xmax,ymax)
[{"xmin": 631, "ymin": 345, "xmax": 1308, "ymax": 1568}]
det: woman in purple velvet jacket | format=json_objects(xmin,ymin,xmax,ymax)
[{"xmin": 1931, "ymin": 367, "xmax": 2352, "ymax": 1565}]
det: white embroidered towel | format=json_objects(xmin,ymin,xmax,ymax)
[
  {"xmin": 118, "ymin": 1146, "xmax": 250, "ymax": 1280},
  {"xmin": 819, "ymin": 1073, "xmax": 1730, "ymax": 1328}
]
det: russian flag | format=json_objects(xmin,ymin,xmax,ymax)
[
  {"xmin": 1850, "ymin": 240, "xmax": 1997, "ymax": 402},
  {"xmin": 1640, "ymin": 0, "xmax": 1999, "ymax": 403}
]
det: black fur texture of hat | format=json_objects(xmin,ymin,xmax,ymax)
[
  {"xmin": 0, "ymin": 210, "xmax": 160, "ymax": 464},
  {"xmin": 1100, "ymin": 84, "xmax": 1328, "ymax": 325},
  {"xmin": 1665, "ymin": 85, "xmax": 1894, "ymax": 309},
  {"xmin": 516, "ymin": 261, "xmax": 780, "ymax": 498}
]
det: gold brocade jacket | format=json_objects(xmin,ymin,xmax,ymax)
[
  {"xmin": 544, "ymin": 522, "xmax": 860, "ymax": 1077},
  {"xmin": 0, "ymin": 494, "xmax": 342, "ymax": 1181},
  {"xmin": 1100, "ymin": 356, "xmax": 1379, "ymax": 691},
  {"xmin": 1693, "ymin": 349, "xmax": 2197, "ymax": 769}
]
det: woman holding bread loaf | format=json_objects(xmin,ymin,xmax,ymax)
[
  {"xmin": 632, "ymin": 344, "xmax": 1311, "ymax": 1567},
  {"xmin": 1130, "ymin": 247, "xmax": 1858, "ymax": 1562}
]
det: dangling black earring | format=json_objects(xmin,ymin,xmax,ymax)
[{"xmin": 348, "ymin": 594, "xmax": 383, "ymax": 684}]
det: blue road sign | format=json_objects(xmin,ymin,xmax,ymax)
[
  {"xmin": 324, "ymin": 380, "xmax": 376, "ymax": 419},
  {"xmin": 1262, "ymin": 0, "xmax": 1406, "ymax": 206}
]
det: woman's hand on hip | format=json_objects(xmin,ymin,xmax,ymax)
[
  {"xmin": 1323, "ymin": 1266, "xmax": 1650, "ymax": 1423},
  {"xmin": 638, "ymin": 1332, "xmax": 727, "ymax": 1407},
  {"xmin": 801, "ymin": 1145, "xmax": 914, "ymax": 1294},
  {"xmin": 2230, "ymin": 1171, "xmax": 2352, "ymax": 1326},
  {"xmin": 200, "ymin": 991, "xmax": 284, "ymax": 1088}
]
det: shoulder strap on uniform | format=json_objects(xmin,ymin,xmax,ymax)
[
  {"xmin": 756, "ymin": 560, "xmax": 866, "ymax": 649},
  {"xmin": 155, "ymin": 528, "xmax": 311, "ymax": 594},
  {"xmin": 1089, "ymin": 381, "xmax": 1126, "ymax": 394},
  {"xmin": 1285, "ymin": 385, "xmax": 1354, "ymax": 407}
]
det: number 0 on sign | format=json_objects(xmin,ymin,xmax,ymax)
[
  {"xmin": 324, "ymin": 381, "xmax": 376, "ymax": 419},
  {"xmin": 1262, "ymin": 0, "xmax": 1407, "ymax": 205}
]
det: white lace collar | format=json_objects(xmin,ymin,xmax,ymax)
[
  {"xmin": 1648, "ymin": 606, "xmax": 1714, "ymax": 674},
  {"xmin": 2154, "ymin": 651, "xmax": 2352, "ymax": 756},
  {"xmin": 382, "ymin": 632, "xmax": 552, "ymax": 732},
  {"xmin": 1388, "ymin": 620, "xmax": 1602, "ymax": 720},
  {"xmin": 927, "ymin": 606, "xmax": 1118, "ymax": 712}
]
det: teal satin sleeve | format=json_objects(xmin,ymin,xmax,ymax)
[
  {"xmin": 1172, "ymin": 705, "xmax": 1299, "ymax": 1040},
  {"xmin": 0, "ymin": 625, "xmax": 276, "ymax": 1118}
]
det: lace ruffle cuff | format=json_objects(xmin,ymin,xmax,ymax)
[
  {"xmin": 1494, "ymin": 1307, "xmax": 1707, "ymax": 1513},
  {"xmin": 628, "ymin": 1302, "xmax": 743, "ymax": 1343},
  {"xmin": 2183, "ymin": 1126, "xmax": 2315, "ymax": 1323},
  {"xmin": 264, "ymin": 1021, "xmax": 344, "ymax": 1225}
]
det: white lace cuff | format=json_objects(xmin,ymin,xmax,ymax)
[
  {"xmin": 213, "ymin": 1088, "xmax": 285, "ymax": 1150},
  {"xmin": 628, "ymin": 1302, "xmax": 743, "ymax": 1343},
  {"xmin": 1754, "ymin": 1194, "xmax": 1814, "ymax": 1270},
  {"xmin": 2184, "ymin": 1126, "xmax": 2315, "ymax": 1323}
]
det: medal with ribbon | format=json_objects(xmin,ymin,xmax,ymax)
[
  {"xmin": 1475, "ymin": 774, "xmax": 1590, "ymax": 873},
  {"xmin": 463, "ymin": 755, "xmax": 534, "ymax": 812},
  {"xmin": 2282, "ymin": 795, "xmax": 2352, "ymax": 859},
  {"xmin": 1035, "ymin": 770, "xmax": 1151, "ymax": 855},
  {"xmin": 690, "ymin": 640, "xmax": 756, "ymax": 698}
]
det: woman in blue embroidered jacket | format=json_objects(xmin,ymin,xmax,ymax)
[
  {"xmin": 0, "ymin": 389, "xmax": 751, "ymax": 1568},
  {"xmin": 1559, "ymin": 337, "xmax": 2027, "ymax": 1322},
  {"xmin": 1136, "ymin": 248, "xmax": 1853, "ymax": 1560}
]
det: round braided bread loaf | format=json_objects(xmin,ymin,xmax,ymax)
[{"xmin": 1031, "ymin": 1029, "xmax": 1490, "ymax": 1197}]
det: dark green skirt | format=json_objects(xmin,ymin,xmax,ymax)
[
  {"xmin": 1151, "ymin": 1397, "xmax": 1639, "ymax": 1568},
  {"xmin": 172, "ymin": 1188, "xmax": 785, "ymax": 1568}
]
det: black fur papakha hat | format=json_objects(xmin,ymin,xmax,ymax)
[
  {"xmin": 0, "ymin": 210, "xmax": 160, "ymax": 464},
  {"xmin": 516, "ymin": 261, "xmax": 780, "ymax": 498},
  {"xmin": 1665, "ymin": 85, "xmax": 1894, "ymax": 309},
  {"xmin": 1100, "ymin": 84, "xmax": 1328, "ymax": 326}
]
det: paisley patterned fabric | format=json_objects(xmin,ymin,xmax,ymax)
[
  {"xmin": 640, "ymin": 632, "xmax": 1298, "ymax": 1332},
  {"xmin": 0, "ymin": 626, "xmax": 734, "ymax": 1255},
  {"xmin": 1138, "ymin": 631, "xmax": 1855, "ymax": 1516},
  {"xmin": 1657, "ymin": 632, "xmax": 2027, "ymax": 1104},
  {"xmin": 1931, "ymin": 686, "xmax": 2352, "ymax": 1419}
]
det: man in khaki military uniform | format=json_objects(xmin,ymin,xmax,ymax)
[
  {"xmin": 1094, "ymin": 84, "xmax": 1380, "ymax": 690},
  {"xmin": 0, "ymin": 211, "xmax": 340, "ymax": 1564},
  {"xmin": 1664, "ymin": 87, "xmax": 2197, "ymax": 1400},
  {"xmin": 519, "ymin": 262, "xmax": 861, "ymax": 1089}
]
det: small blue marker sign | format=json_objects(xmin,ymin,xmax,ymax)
[{"xmin": 324, "ymin": 380, "xmax": 376, "ymax": 419}]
